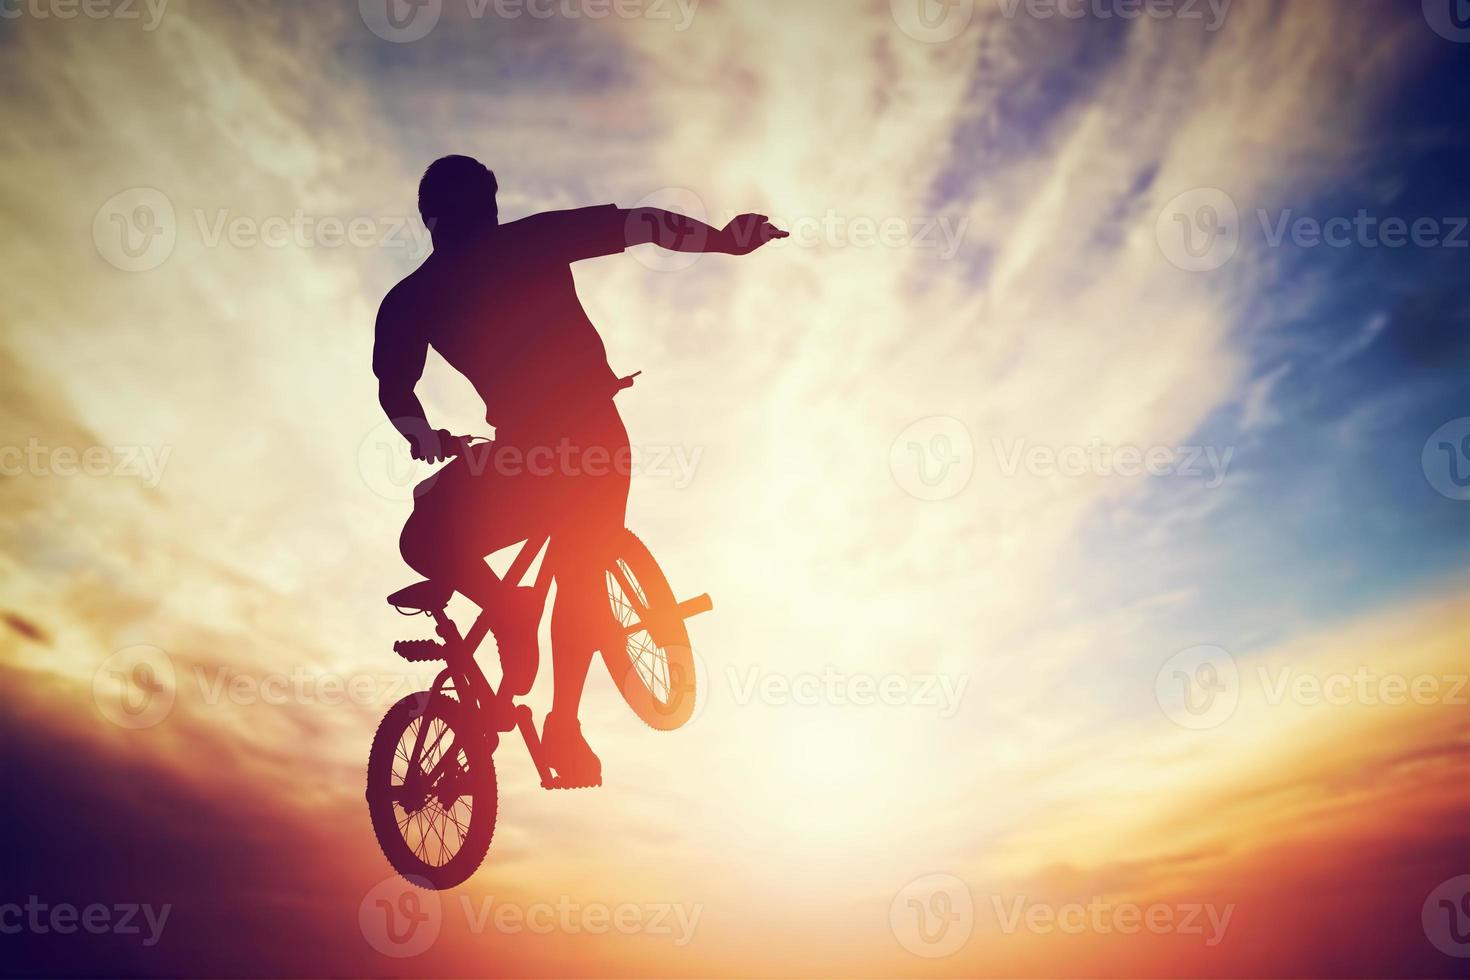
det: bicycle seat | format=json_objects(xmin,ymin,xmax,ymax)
[{"xmin": 386, "ymin": 579, "xmax": 453, "ymax": 613}]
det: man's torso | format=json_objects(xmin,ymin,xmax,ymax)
[{"xmin": 379, "ymin": 205, "xmax": 627, "ymax": 433}]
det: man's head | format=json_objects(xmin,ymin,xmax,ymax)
[{"xmin": 419, "ymin": 155, "xmax": 498, "ymax": 246}]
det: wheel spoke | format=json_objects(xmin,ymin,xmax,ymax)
[
  {"xmin": 425, "ymin": 805, "xmax": 450, "ymax": 862},
  {"xmin": 608, "ymin": 563, "xmax": 649, "ymax": 619}
]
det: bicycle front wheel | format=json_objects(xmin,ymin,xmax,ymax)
[{"xmin": 366, "ymin": 692, "xmax": 496, "ymax": 889}]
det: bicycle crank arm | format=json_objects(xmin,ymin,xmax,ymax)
[{"xmin": 515, "ymin": 705, "xmax": 556, "ymax": 788}]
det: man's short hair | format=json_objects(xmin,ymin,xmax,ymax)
[{"xmin": 418, "ymin": 155, "xmax": 497, "ymax": 224}]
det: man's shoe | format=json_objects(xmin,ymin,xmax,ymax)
[
  {"xmin": 541, "ymin": 711, "xmax": 602, "ymax": 788},
  {"xmin": 496, "ymin": 586, "xmax": 541, "ymax": 697}
]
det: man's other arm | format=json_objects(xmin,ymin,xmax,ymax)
[{"xmin": 373, "ymin": 288, "xmax": 452, "ymax": 463}]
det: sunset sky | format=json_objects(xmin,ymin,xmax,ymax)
[{"xmin": 2, "ymin": 1, "xmax": 1469, "ymax": 976}]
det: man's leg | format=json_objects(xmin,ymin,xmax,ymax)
[
  {"xmin": 398, "ymin": 457, "xmax": 542, "ymax": 697},
  {"xmin": 540, "ymin": 406, "xmax": 631, "ymax": 783},
  {"xmin": 549, "ymin": 554, "xmax": 614, "ymax": 714},
  {"xmin": 541, "ymin": 550, "xmax": 619, "ymax": 784}
]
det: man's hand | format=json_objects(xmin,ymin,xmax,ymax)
[
  {"xmin": 407, "ymin": 428, "xmax": 456, "ymax": 464},
  {"xmin": 719, "ymin": 213, "xmax": 788, "ymax": 255}
]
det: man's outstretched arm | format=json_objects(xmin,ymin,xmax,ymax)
[{"xmin": 625, "ymin": 208, "xmax": 788, "ymax": 255}]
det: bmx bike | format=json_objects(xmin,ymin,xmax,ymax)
[{"xmin": 365, "ymin": 437, "xmax": 711, "ymax": 890}]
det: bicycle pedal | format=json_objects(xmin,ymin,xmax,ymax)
[
  {"xmin": 393, "ymin": 638, "xmax": 447, "ymax": 663},
  {"xmin": 541, "ymin": 776, "xmax": 602, "ymax": 791}
]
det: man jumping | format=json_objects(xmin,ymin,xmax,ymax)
[{"xmin": 373, "ymin": 155, "xmax": 786, "ymax": 786}]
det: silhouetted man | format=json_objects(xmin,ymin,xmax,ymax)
[{"xmin": 374, "ymin": 155, "xmax": 785, "ymax": 784}]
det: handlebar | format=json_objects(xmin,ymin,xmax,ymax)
[
  {"xmin": 445, "ymin": 434, "xmax": 488, "ymax": 460},
  {"xmin": 427, "ymin": 371, "xmax": 641, "ymax": 462}
]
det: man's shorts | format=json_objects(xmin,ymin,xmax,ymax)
[{"xmin": 407, "ymin": 400, "xmax": 631, "ymax": 567}]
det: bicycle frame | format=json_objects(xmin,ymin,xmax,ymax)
[
  {"xmin": 409, "ymin": 531, "xmax": 559, "ymax": 787},
  {"xmin": 399, "ymin": 525, "xmax": 704, "ymax": 791}
]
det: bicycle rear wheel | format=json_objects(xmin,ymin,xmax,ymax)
[
  {"xmin": 366, "ymin": 692, "xmax": 496, "ymax": 889},
  {"xmin": 601, "ymin": 530, "xmax": 698, "ymax": 730}
]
